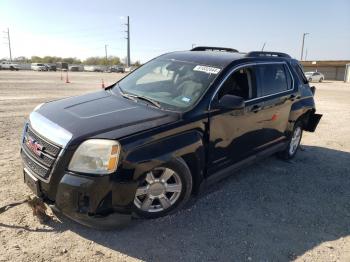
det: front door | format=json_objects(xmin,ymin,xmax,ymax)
[{"xmin": 208, "ymin": 65, "xmax": 271, "ymax": 175}]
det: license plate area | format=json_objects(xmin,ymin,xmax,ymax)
[{"xmin": 24, "ymin": 168, "xmax": 41, "ymax": 196}]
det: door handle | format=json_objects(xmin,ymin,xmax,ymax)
[{"xmin": 251, "ymin": 104, "xmax": 262, "ymax": 113}]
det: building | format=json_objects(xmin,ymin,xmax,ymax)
[{"xmin": 301, "ymin": 60, "xmax": 350, "ymax": 81}]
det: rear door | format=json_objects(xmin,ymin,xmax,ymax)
[{"xmin": 254, "ymin": 62, "xmax": 297, "ymax": 146}]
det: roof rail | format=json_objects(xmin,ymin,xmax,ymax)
[
  {"xmin": 191, "ymin": 46, "xmax": 239, "ymax": 53},
  {"xmin": 246, "ymin": 51, "xmax": 291, "ymax": 58}
]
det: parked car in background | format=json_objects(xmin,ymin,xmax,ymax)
[
  {"xmin": 107, "ymin": 65, "xmax": 125, "ymax": 73},
  {"xmin": 84, "ymin": 65, "xmax": 103, "ymax": 72},
  {"xmin": 20, "ymin": 47, "xmax": 322, "ymax": 228},
  {"xmin": 69, "ymin": 65, "xmax": 80, "ymax": 72},
  {"xmin": 45, "ymin": 64, "xmax": 57, "ymax": 71},
  {"xmin": 0, "ymin": 61, "xmax": 20, "ymax": 71},
  {"xmin": 56, "ymin": 62, "xmax": 68, "ymax": 71},
  {"xmin": 31, "ymin": 63, "xmax": 47, "ymax": 71},
  {"xmin": 124, "ymin": 66, "xmax": 138, "ymax": 73},
  {"xmin": 305, "ymin": 71, "xmax": 324, "ymax": 82}
]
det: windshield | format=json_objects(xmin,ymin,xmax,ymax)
[
  {"xmin": 305, "ymin": 72, "xmax": 313, "ymax": 75},
  {"xmin": 115, "ymin": 59, "xmax": 221, "ymax": 111}
]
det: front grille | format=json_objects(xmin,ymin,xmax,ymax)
[{"xmin": 21, "ymin": 125, "xmax": 62, "ymax": 179}]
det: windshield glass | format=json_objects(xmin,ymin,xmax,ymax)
[{"xmin": 115, "ymin": 59, "xmax": 221, "ymax": 111}]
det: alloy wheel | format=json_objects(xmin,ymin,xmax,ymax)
[
  {"xmin": 134, "ymin": 167, "xmax": 182, "ymax": 213},
  {"xmin": 289, "ymin": 126, "xmax": 302, "ymax": 155}
]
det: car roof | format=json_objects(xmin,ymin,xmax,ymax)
[
  {"xmin": 158, "ymin": 48, "xmax": 293, "ymax": 68},
  {"xmin": 159, "ymin": 51, "xmax": 246, "ymax": 68}
]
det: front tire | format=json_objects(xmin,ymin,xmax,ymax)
[
  {"xmin": 278, "ymin": 121, "xmax": 303, "ymax": 160},
  {"xmin": 133, "ymin": 158, "xmax": 192, "ymax": 219},
  {"xmin": 319, "ymin": 78, "xmax": 324, "ymax": 82}
]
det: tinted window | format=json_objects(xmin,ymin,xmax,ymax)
[
  {"xmin": 293, "ymin": 63, "xmax": 308, "ymax": 84},
  {"xmin": 116, "ymin": 59, "xmax": 219, "ymax": 111},
  {"xmin": 218, "ymin": 66, "xmax": 256, "ymax": 100},
  {"xmin": 256, "ymin": 64, "xmax": 292, "ymax": 96}
]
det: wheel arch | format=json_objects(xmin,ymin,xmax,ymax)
[{"xmin": 122, "ymin": 129, "xmax": 206, "ymax": 193}]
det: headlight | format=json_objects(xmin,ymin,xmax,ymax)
[
  {"xmin": 34, "ymin": 103, "xmax": 44, "ymax": 111},
  {"xmin": 68, "ymin": 139, "xmax": 121, "ymax": 175}
]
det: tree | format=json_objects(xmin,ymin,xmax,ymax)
[
  {"xmin": 133, "ymin": 60, "xmax": 141, "ymax": 67},
  {"xmin": 83, "ymin": 56, "xmax": 121, "ymax": 66}
]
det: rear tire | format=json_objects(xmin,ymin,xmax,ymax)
[
  {"xmin": 278, "ymin": 121, "xmax": 303, "ymax": 160},
  {"xmin": 319, "ymin": 78, "xmax": 324, "ymax": 82},
  {"xmin": 133, "ymin": 158, "xmax": 192, "ymax": 219}
]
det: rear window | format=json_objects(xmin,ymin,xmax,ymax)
[{"xmin": 256, "ymin": 63, "xmax": 292, "ymax": 96}]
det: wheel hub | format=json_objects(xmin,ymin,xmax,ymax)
[{"xmin": 148, "ymin": 182, "xmax": 165, "ymax": 196}]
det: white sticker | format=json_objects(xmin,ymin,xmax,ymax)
[
  {"xmin": 193, "ymin": 65, "xmax": 221, "ymax": 74},
  {"xmin": 181, "ymin": 97, "xmax": 191, "ymax": 103}
]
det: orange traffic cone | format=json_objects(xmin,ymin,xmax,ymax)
[
  {"xmin": 65, "ymin": 71, "xmax": 70, "ymax": 83},
  {"xmin": 101, "ymin": 79, "xmax": 105, "ymax": 88}
]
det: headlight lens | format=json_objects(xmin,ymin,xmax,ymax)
[{"xmin": 68, "ymin": 139, "xmax": 121, "ymax": 175}]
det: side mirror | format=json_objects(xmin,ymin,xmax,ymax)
[{"xmin": 218, "ymin": 94, "xmax": 245, "ymax": 110}]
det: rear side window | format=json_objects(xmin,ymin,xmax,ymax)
[
  {"xmin": 293, "ymin": 63, "xmax": 308, "ymax": 84},
  {"xmin": 256, "ymin": 64, "xmax": 292, "ymax": 96}
]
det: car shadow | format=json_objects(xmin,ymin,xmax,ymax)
[{"xmin": 46, "ymin": 145, "xmax": 350, "ymax": 261}]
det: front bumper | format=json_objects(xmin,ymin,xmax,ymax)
[
  {"xmin": 50, "ymin": 203, "xmax": 131, "ymax": 230},
  {"xmin": 24, "ymin": 170, "xmax": 138, "ymax": 229}
]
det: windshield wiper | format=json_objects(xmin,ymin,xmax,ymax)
[
  {"xmin": 118, "ymin": 86, "xmax": 161, "ymax": 109},
  {"xmin": 130, "ymin": 94, "xmax": 161, "ymax": 109}
]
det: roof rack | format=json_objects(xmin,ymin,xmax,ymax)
[
  {"xmin": 246, "ymin": 51, "xmax": 291, "ymax": 58},
  {"xmin": 191, "ymin": 46, "xmax": 239, "ymax": 53}
]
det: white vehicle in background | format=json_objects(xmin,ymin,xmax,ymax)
[
  {"xmin": 31, "ymin": 63, "xmax": 47, "ymax": 71},
  {"xmin": 84, "ymin": 65, "xmax": 103, "ymax": 72},
  {"xmin": 305, "ymin": 71, "xmax": 325, "ymax": 82},
  {"xmin": 0, "ymin": 61, "xmax": 20, "ymax": 71}
]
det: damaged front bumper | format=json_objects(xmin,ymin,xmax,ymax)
[
  {"xmin": 52, "ymin": 172, "xmax": 138, "ymax": 229},
  {"xmin": 25, "ymin": 169, "xmax": 138, "ymax": 229}
]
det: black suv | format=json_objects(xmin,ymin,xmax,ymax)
[{"xmin": 20, "ymin": 46, "xmax": 322, "ymax": 228}]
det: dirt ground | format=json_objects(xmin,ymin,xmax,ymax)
[{"xmin": 0, "ymin": 70, "xmax": 349, "ymax": 262}]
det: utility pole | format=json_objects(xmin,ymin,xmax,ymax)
[
  {"xmin": 105, "ymin": 44, "xmax": 108, "ymax": 64},
  {"xmin": 124, "ymin": 16, "xmax": 131, "ymax": 67},
  {"xmin": 300, "ymin": 33, "xmax": 309, "ymax": 61},
  {"xmin": 261, "ymin": 42, "xmax": 266, "ymax": 51},
  {"xmin": 305, "ymin": 48, "xmax": 308, "ymax": 61},
  {"xmin": 3, "ymin": 28, "xmax": 12, "ymax": 61}
]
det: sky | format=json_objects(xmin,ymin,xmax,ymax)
[{"xmin": 0, "ymin": 0, "xmax": 350, "ymax": 63}]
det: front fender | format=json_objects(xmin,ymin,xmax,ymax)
[{"xmin": 121, "ymin": 130, "xmax": 205, "ymax": 182}]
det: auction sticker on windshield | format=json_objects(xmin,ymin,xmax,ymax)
[{"xmin": 193, "ymin": 65, "xmax": 221, "ymax": 74}]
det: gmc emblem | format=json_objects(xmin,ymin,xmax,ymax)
[{"xmin": 26, "ymin": 136, "xmax": 43, "ymax": 157}]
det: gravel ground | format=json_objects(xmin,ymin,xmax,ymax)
[{"xmin": 0, "ymin": 71, "xmax": 349, "ymax": 262}]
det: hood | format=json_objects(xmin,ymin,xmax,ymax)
[{"xmin": 34, "ymin": 90, "xmax": 178, "ymax": 145}]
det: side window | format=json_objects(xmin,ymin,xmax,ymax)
[
  {"xmin": 293, "ymin": 63, "xmax": 308, "ymax": 84},
  {"xmin": 256, "ymin": 64, "xmax": 291, "ymax": 96},
  {"xmin": 218, "ymin": 66, "xmax": 256, "ymax": 100}
]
